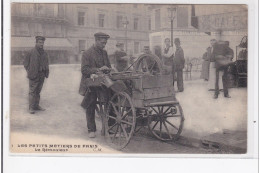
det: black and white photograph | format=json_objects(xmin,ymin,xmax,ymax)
[{"xmin": 8, "ymin": 3, "xmax": 252, "ymax": 155}]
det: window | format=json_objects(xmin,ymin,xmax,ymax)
[
  {"xmin": 99, "ymin": 14, "xmax": 105, "ymax": 27},
  {"xmin": 79, "ymin": 40, "xmax": 86, "ymax": 52},
  {"xmin": 54, "ymin": 25, "xmax": 62, "ymax": 37},
  {"xmin": 134, "ymin": 42, "xmax": 140, "ymax": 54},
  {"xmin": 177, "ymin": 7, "xmax": 188, "ymax": 28},
  {"xmin": 35, "ymin": 23, "xmax": 43, "ymax": 36},
  {"xmin": 57, "ymin": 4, "xmax": 64, "ymax": 18},
  {"xmin": 36, "ymin": 4, "xmax": 46, "ymax": 16},
  {"xmin": 134, "ymin": 18, "xmax": 138, "ymax": 30},
  {"xmin": 148, "ymin": 18, "xmax": 151, "ymax": 30},
  {"xmin": 20, "ymin": 22, "xmax": 29, "ymax": 36},
  {"xmin": 78, "ymin": 12, "xmax": 85, "ymax": 26},
  {"xmin": 117, "ymin": 15, "xmax": 123, "ymax": 28},
  {"xmin": 11, "ymin": 22, "xmax": 20, "ymax": 36},
  {"xmin": 44, "ymin": 4, "xmax": 55, "ymax": 17},
  {"xmin": 155, "ymin": 9, "xmax": 161, "ymax": 30},
  {"xmin": 43, "ymin": 24, "xmax": 55, "ymax": 37}
]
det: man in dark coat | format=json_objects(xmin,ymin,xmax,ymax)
[
  {"xmin": 173, "ymin": 38, "xmax": 185, "ymax": 92},
  {"xmin": 23, "ymin": 36, "xmax": 49, "ymax": 114},
  {"xmin": 79, "ymin": 32, "xmax": 111, "ymax": 138},
  {"xmin": 211, "ymin": 41, "xmax": 233, "ymax": 99},
  {"xmin": 114, "ymin": 43, "xmax": 127, "ymax": 72}
]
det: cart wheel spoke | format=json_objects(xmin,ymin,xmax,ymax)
[
  {"xmin": 159, "ymin": 106, "xmax": 164, "ymax": 114},
  {"xmin": 162, "ymin": 120, "xmax": 172, "ymax": 139},
  {"xmin": 143, "ymin": 59, "xmax": 149, "ymax": 72},
  {"xmin": 162, "ymin": 106, "xmax": 171, "ymax": 115},
  {"xmin": 151, "ymin": 107, "xmax": 159, "ymax": 114},
  {"xmin": 152, "ymin": 120, "xmax": 160, "ymax": 130},
  {"xmin": 111, "ymin": 125, "xmax": 119, "ymax": 143},
  {"xmin": 107, "ymin": 122, "xmax": 118, "ymax": 132},
  {"xmin": 149, "ymin": 61, "xmax": 156, "ymax": 73},
  {"xmin": 121, "ymin": 120, "xmax": 133, "ymax": 126},
  {"xmin": 165, "ymin": 120, "xmax": 178, "ymax": 130},
  {"xmin": 121, "ymin": 109, "xmax": 132, "ymax": 120},
  {"xmin": 110, "ymin": 102, "xmax": 120, "ymax": 116},
  {"xmin": 107, "ymin": 115, "xmax": 117, "ymax": 120},
  {"xmin": 118, "ymin": 124, "xmax": 122, "ymax": 146},
  {"xmin": 120, "ymin": 124, "xmax": 129, "ymax": 140}
]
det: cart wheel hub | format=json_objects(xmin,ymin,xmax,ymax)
[{"xmin": 116, "ymin": 118, "xmax": 121, "ymax": 123}]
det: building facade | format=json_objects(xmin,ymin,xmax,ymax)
[
  {"xmin": 149, "ymin": 4, "xmax": 248, "ymax": 59},
  {"xmin": 65, "ymin": 4, "xmax": 151, "ymax": 57},
  {"xmin": 11, "ymin": 3, "xmax": 75, "ymax": 64},
  {"xmin": 11, "ymin": 3, "xmax": 151, "ymax": 64}
]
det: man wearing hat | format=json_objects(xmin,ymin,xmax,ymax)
[
  {"xmin": 173, "ymin": 38, "xmax": 185, "ymax": 92},
  {"xmin": 114, "ymin": 43, "xmax": 128, "ymax": 72},
  {"xmin": 79, "ymin": 32, "xmax": 112, "ymax": 138},
  {"xmin": 143, "ymin": 46, "xmax": 152, "ymax": 54},
  {"xmin": 23, "ymin": 36, "xmax": 49, "ymax": 114}
]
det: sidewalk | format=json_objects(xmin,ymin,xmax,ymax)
[{"xmin": 175, "ymin": 79, "xmax": 247, "ymax": 152}]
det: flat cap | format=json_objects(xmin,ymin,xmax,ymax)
[
  {"xmin": 174, "ymin": 38, "xmax": 180, "ymax": 43},
  {"xmin": 35, "ymin": 36, "xmax": 46, "ymax": 41},
  {"xmin": 116, "ymin": 43, "xmax": 124, "ymax": 47},
  {"xmin": 94, "ymin": 32, "xmax": 110, "ymax": 39}
]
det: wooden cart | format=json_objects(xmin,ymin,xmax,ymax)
[{"xmin": 87, "ymin": 53, "xmax": 185, "ymax": 149}]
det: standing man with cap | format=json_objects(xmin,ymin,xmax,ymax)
[
  {"xmin": 114, "ymin": 43, "xmax": 128, "ymax": 72},
  {"xmin": 79, "ymin": 32, "xmax": 111, "ymax": 138},
  {"xmin": 23, "ymin": 36, "xmax": 49, "ymax": 114},
  {"xmin": 173, "ymin": 38, "xmax": 185, "ymax": 92}
]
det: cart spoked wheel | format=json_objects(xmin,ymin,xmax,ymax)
[
  {"xmin": 134, "ymin": 54, "xmax": 163, "ymax": 74},
  {"xmin": 105, "ymin": 92, "xmax": 136, "ymax": 150},
  {"xmin": 147, "ymin": 103, "xmax": 184, "ymax": 141}
]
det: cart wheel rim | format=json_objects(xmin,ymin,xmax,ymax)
[
  {"xmin": 134, "ymin": 53, "xmax": 163, "ymax": 74},
  {"xmin": 147, "ymin": 103, "xmax": 184, "ymax": 141},
  {"xmin": 105, "ymin": 92, "xmax": 136, "ymax": 150}
]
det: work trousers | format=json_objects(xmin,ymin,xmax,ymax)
[
  {"xmin": 85, "ymin": 87, "xmax": 115, "ymax": 133},
  {"xmin": 172, "ymin": 66, "xmax": 184, "ymax": 92},
  {"xmin": 215, "ymin": 66, "xmax": 229, "ymax": 96},
  {"xmin": 29, "ymin": 72, "xmax": 45, "ymax": 110}
]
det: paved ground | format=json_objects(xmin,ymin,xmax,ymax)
[{"xmin": 10, "ymin": 65, "xmax": 247, "ymax": 154}]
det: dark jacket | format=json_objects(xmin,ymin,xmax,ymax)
[
  {"xmin": 173, "ymin": 46, "xmax": 185, "ymax": 70},
  {"xmin": 211, "ymin": 43, "xmax": 233, "ymax": 69},
  {"xmin": 23, "ymin": 47, "xmax": 49, "ymax": 80},
  {"xmin": 114, "ymin": 50, "xmax": 127, "ymax": 72},
  {"xmin": 205, "ymin": 47, "xmax": 213, "ymax": 61},
  {"xmin": 79, "ymin": 45, "xmax": 111, "ymax": 96}
]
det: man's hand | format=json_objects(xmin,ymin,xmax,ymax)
[
  {"xmin": 99, "ymin": 66, "xmax": 111, "ymax": 74},
  {"xmin": 99, "ymin": 66, "xmax": 110, "ymax": 71}
]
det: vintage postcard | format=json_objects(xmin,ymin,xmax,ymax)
[{"xmin": 8, "ymin": 2, "xmax": 253, "ymax": 155}]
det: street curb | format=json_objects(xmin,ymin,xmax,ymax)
[
  {"xmin": 138, "ymin": 128, "xmax": 246, "ymax": 154},
  {"xmin": 174, "ymin": 135, "xmax": 246, "ymax": 154}
]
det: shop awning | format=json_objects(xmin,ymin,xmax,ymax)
[{"xmin": 11, "ymin": 37, "xmax": 74, "ymax": 51}]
